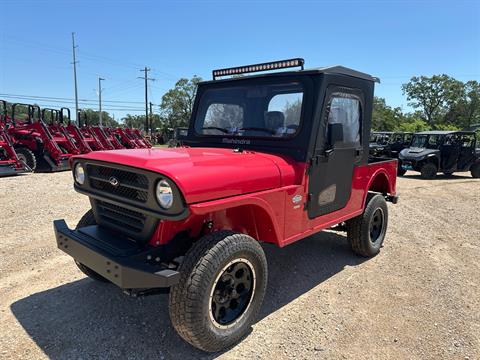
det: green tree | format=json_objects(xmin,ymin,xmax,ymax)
[
  {"xmin": 123, "ymin": 113, "xmax": 164, "ymax": 131},
  {"xmin": 372, "ymin": 97, "xmax": 404, "ymax": 131},
  {"xmin": 401, "ymin": 75, "xmax": 464, "ymax": 127},
  {"xmin": 160, "ymin": 76, "xmax": 202, "ymax": 129},
  {"xmin": 395, "ymin": 113, "xmax": 430, "ymax": 132},
  {"xmin": 444, "ymin": 80, "xmax": 480, "ymax": 128},
  {"xmin": 78, "ymin": 109, "xmax": 119, "ymax": 127}
]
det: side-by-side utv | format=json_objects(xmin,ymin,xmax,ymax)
[
  {"xmin": 399, "ymin": 130, "xmax": 480, "ymax": 179},
  {"xmin": 370, "ymin": 132, "xmax": 413, "ymax": 175}
]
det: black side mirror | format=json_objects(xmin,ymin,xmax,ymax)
[{"xmin": 328, "ymin": 123, "xmax": 344, "ymax": 147}]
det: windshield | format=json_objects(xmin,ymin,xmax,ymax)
[
  {"xmin": 194, "ymin": 82, "xmax": 304, "ymax": 139},
  {"xmin": 411, "ymin": 134, "xmax": 443, "ymax": 149}
]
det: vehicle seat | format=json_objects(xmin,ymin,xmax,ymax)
[{"xmin": 264, "ymin": 111, "xmax": 286, "ymax": 136}]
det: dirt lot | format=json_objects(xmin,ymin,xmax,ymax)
[{"xmin": 0, "ymin": 171, "xmax": 479, "ymax": 359}]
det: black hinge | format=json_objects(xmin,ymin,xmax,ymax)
[{"xmin": 304, "ymin": 193, "xmax": 312, "ymax": 210}]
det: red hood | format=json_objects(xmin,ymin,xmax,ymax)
[{"xmin": 77, "ymin": 147, "xmax": 296, "ymax": 204}]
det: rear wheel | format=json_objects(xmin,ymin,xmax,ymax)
[
  {"xmin": 169, "ymin": 231, "xmax": 267, "ymax": 352},
  {"xmin": 15, "ymin": 147, "xmax": 36, "ymax": 171},
  {"xmin": 471, "ymin": 163, "xmax": 480, "ymax": 178},
  {"xmin": 420, "ymin": 163, "xmax": 437, "ymax": 179},
  {"xmin": 74, "ymin": 210, "xmax": 109, "ymax": 283},
  {"xmin": 347, "ymin": 194, "xmax": 388, "ymax": 257}
]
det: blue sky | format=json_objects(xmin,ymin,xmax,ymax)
[{"xmin": 1, "ymin": 0, "xmax": 479, "ymax": 121}]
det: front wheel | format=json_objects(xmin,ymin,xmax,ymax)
[
  {"xmin": 471, "ymin": 163, "xmax": 480, "ymax": 178},
  {"xmin": 346, "ymin": 194, "xmax": 388, "ymax": 257},
  {"xmin": 169, "ymin": 231, "xmax": 267, "ymax": 352},
  {"xmin": 15, "ymin": 147, "xmax": 36, "ymax": 171},
  {"xmin": 420, "ymin": 163, "xmax": 437, "ymax": 179}
]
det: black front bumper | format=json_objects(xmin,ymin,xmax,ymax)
[{"xmin": 53, "ymin": 220, "xmax": 180, "ymax": 289}]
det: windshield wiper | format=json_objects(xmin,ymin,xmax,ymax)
[
  {"xmin": 201, "ymin": 126, "xmax": 230, "ymax": 134},
  {"xmin": 239, "ymin": 127, "xmax": 276, "ymax": 135}
]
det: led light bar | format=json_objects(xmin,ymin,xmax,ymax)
[{"xmin": 212, "ymin": 58, "xmax": 305, "ymax": 80}]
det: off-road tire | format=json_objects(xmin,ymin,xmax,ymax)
[
  {"xmin": 471, "ymin": 163, "xmax": 480, "ymax": 178},
  {"xmin": 420, "ymin": 163, "xmax": 437, "ymax": 179},
  {"xmin": 346, "ymin": 193, "xmax": 388, "ymax": 257},
  {"xmin": 14, "ymin": 147, "xmax": 36, "ymax": 171},
  {"xmin": 169, "ymin": 231, "xmax": 268, "ymax": 353},
  {"xmin": 74, "ymin": 210, "xmax": 109, "ymax": 283}
]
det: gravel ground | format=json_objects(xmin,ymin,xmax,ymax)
[{"xmin": 0, "ymin": 171, "xmax": 479, "ymax": 359}]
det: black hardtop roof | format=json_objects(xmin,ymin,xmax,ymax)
[
  {"xmin": 416, "ymin": 130, "xmax": 476, "ymax": 135},
  {"xmin": 201, "ymin": 65, "xmax": 379, "ymax": 85}
]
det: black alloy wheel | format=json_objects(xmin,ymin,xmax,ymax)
[{"xmin": 210, "ymin": 259, "xmax": 255, "ymax": 328}]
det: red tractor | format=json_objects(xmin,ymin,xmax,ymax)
[
  {"xmin": 0, "ymin": 101, "xmax": 30, "ymax": 176},
  {"xmin": 42, "ymin": 108, "xmax": 82, "ymax": 156},
  {"xmin": 75, "ymin": 111, "xmax": 106, "ymax": 151},
  {"xmin": 113, "ymin": 127, "xmax": 143, "ymax": 149},
  {"xmin": 8, "ymin": 103, "xmax": 71, "ymax": 172},
  {"xmin": 79, "ymin": 110, "xmax": 122, "ymax": 151},
  {"xmin": 60, "ymin": 108, "xmax": 92, "ymax": 154},
  {"xmin": 97, "ymin": 125, "xmax": 124, "ymax": 150},
  {"xmin": 54, "ymin": 59, "xmax": 399, "ymax": 352},
  {"xmin": 126, "ymin": 128, "xmax": 152, "ymax": 148}
]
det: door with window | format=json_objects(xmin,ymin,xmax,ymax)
[
  {"xmin": 307, "ymin": 87, "xmax": 363, "ymax": 218},
  {"xmin": 457, "ymin": 133, "xmax": 476, "ymax": 170}
]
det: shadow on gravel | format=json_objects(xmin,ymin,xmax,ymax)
[{"xmin": 11, "ymin": 231, "xmax": 364, "ymax": 359}]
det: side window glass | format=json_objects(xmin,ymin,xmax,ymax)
[
  {"xmin": 460, "ymin": 134, "xmax": 474, "ymax": 147},
  {"xmin": 429, "ymin": 135, "xmax": 440, "ymax": 147},
  {"xmin": 327, "ymin": 94, "xmax": 361, "ymax": 144}
]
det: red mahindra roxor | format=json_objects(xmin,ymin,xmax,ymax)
[{"xmin": 54, "ymin": 58, "xmax": 398, "ymax": 352}]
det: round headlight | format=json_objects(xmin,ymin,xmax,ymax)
[
  {"xmin": 74, "ymin": 163, "xmax": 85, "ymax": 185},
  {"xmin": 156, "ymin": 179, "xmax": 173, "ymax": 209}
]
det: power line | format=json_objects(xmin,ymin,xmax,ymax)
[
  {"xmin": 13, "ymin": 102, "xmax": 147, "ymax": 111},
  {"xmin": 0, "ymin": 93, "xmax": 149, "ymax": 104}
]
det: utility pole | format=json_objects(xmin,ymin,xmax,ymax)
[
  {"xmin": 149, "ymin": 102, "xmax": 154, "ymax": 134},
  {"xmin": 138, "ymin": 67, "xmax": 154, "ymax": 133},
  {"xmin": 71, "ymin": 32, "xmax": 79, "ymax": 125},
  {"xmin": 98, "ymin": 77, "xmax": 105, "ymax": 126}
]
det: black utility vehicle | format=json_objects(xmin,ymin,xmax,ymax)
[
  {"xmin": 370, "ymin": 132, "xmax": 413, "ymax": 175},
  {"xmin": 399, "ymin": 130, "xmax": 480, "ymax": 179},
  {"xmin": 369, "ymin": 131, "xmax": 392, "ymax": 155}
]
